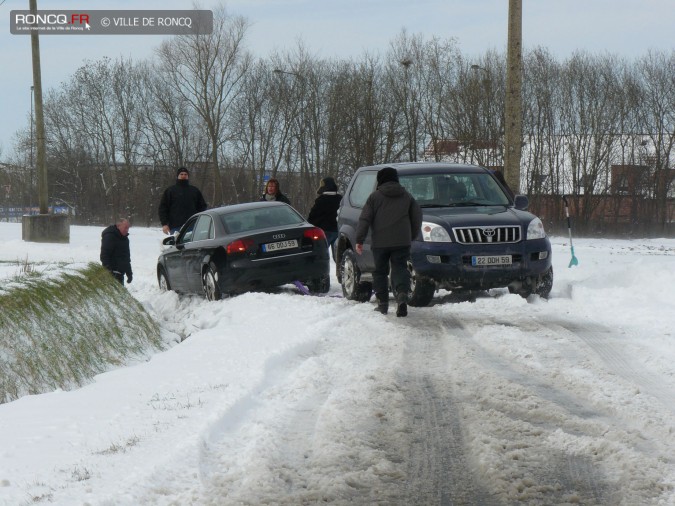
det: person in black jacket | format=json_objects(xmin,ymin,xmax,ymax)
[
  {"xmin": 259, "ymin": 178, "xmax": 291, "ymax": 205},
  {"xmin": 307, "ymin": 176, "xmax": 342, "ymax": 260},
  {"xmin": 100, "ymin": 218, "xmax": 133, "ymax": 285},
  {"xmin": 355, "ymin": 167, "xmax": 423, "ymax": 317},
  {"xmin": 159, "ymin": 167, "xmax": 208, "ymax": 234}
]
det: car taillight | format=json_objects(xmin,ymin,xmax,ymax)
[
  {"xmin": 226, "ymin": 238, "xmax": 255, "ymax": 255},
  {"xmin": 304, "ymin": 227, "xmax": 326, "ymax": 241}
]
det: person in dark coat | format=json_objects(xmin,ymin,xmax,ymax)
[
  {"xmin": 158, "ymin": 167, "xmax": 208, "ymax": 234},
  {"xmin": 355, "ymin": 167, "xmax": 423, "ymax": 317},
  {"xmin": 100, "ymin": 218, "xmax": 133, "ymax": 285},
  {"xmin": 259, "ymin": 178, "xmax": 291, "ymax": 205},
  {"xmin": 307, "ymin": 176, "xmax": 342, "ymax": 259}
]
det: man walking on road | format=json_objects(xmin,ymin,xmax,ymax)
[
  {"xmin": 159, "ymin": 167, "xmax": 208, "ymax": 234},
  {"xmin": 355, "ymin": 167, "xmax": 422, "ymax": 317}
]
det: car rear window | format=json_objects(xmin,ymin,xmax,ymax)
[
  {"xmin": 348, "ymin": 171, "xmax": 378, "ymax": 208},
  {"xmin": 221, "ymin": 206, "xmax": 305, "ymax": 233}
]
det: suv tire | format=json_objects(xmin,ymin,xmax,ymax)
[
  {"xmin": 534, "ymin": 267, "xmax": 553, "ymax": 298},
  {"xmin": 509, "ymin": 266, "xmax": 553, "ymax": 299},
  {"xmin": 392, "ymin": 263, "xmax": 435, "ymax": 307},
  {"xmin": 409, "ymin": 270, "xmax": 436, "ymax": 307},
  {"xmin": 340, "ymin": 249, "xmax": 373, "ymax": 302}
]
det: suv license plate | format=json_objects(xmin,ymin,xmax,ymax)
[
  {"xmin": 262, "ymin": 239, "xmax": 298, "ymax": 252},
  {"xmin": 472, "ymin": 255, "xmax": 512, "ymax": 266}
]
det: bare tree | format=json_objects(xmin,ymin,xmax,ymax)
[{"xmin": 156, "ymin": 5, "xmax": 251, "ymax": 206}]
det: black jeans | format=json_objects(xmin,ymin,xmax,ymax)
[{"xmin": 372, "ymin": 246, "xmax": 411, "ymax": 303}]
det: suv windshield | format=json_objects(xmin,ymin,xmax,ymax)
[{"xmin": 399, "ymin": 173, "xmax": 510, "ymax": 207}]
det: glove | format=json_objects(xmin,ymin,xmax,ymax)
[{"xmin": 126, "ymin": 273, "xmax": 133, "ymax": 284}]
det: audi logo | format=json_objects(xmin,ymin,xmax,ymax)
[
  {"xmin": 272, "ymin": 233, "xmax": 286, "ymax": 239},
  {"xmin": 483, "ymin": 228, "xmax": 495, "ymax": 237}
]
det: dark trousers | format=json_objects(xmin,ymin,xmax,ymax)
[
  {"xmin": 372, "ymin": 246, "xmax": 411, "ymax": 303},
  {"xmin": 324, "ymin": 230, "xmax": 338, "ymax": 261}
]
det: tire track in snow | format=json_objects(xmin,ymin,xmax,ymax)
[
  {"xmin": 396, "ymin": 315, "xmax": 499, "ymax": 505},
  {"xmin": 412, "ymin": 310, "xmax": 615, "ymax": 505},
  {"xmin": 547, "ymin": 318, "xmax": 675, "ymax": 415}
]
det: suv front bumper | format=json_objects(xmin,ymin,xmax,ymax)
[{"xmin": 410, "ymin": 237, "xmax": 552, "ymax": 290}]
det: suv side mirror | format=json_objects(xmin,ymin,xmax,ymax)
[
  {"xmin": 162, "ymin": 236, "xmax": 176, "ymax": 246},
  {"xmin": 514, "ymin": 195, "xmax": 529, "ymax": 210}
]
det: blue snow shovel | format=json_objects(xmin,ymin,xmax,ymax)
[{"xmin": 562, "ymin": 195, "xmax": 579, "ymax": 268}]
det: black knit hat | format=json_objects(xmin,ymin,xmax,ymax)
[
  {"xmin": 317, "ymin": 176, "xmax": 338, "ymax": 194},
  {"xmin": 177, "ymin": 167, "xmax": 189, "ymax": 177},
  {"xmin": 377, "ymin": 167, "xmax": 399, "ymax": 186}
]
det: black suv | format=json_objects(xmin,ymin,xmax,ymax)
[{"xmin": 335, "ymin": 162, "xmax": 553, "ymax": 306}]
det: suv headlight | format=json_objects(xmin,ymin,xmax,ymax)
[
  {"xmin": 526, "ymin": 217, "xmax": 546, "ymax": 240},
  {"xmin": 421, "ymin": 221, "xmax": 452, "ymax": 242}
]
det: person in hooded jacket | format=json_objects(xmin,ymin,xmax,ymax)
[
  {"xmin": 355, "ymin": 167, "xmax": 423, "ymax": 317},
  {"xmin": 259, "ymin": 178, "xmax": 291, "ymax": 205},
  {"xmin": 307, "ymin": 176, "xmax": 342, "ymax": 259},
  {"xmin": 100, "ymin": 218, "xmax": 133, "ymax": 285},
  {"xmin": 158, "ymin": 167, "xmax": 208, "ymax": 234}
]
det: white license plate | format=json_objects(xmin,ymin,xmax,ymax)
[
  {"xmin": 471, "ymin": 255, "xmax": 512, "ymax": 266},
  {"xmin": 262, "ymin": 239, "xmax": 298, "ymax": 252}
]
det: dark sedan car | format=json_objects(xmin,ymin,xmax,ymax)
[
  {"xmin": 157, "ymin": 201, "xmax": 330, "ymax": 300},
  {"xmin": 336, "ymin": 162, "xmax": 553, "ymax": 306}
]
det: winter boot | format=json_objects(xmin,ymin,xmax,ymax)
[
  {"xmin": 396, "ymin": 302, "xmax": 408, "ymax": 317},
  {"xmin": 374, "ymin": 298, "xmax": 388, "ymax": 314}
]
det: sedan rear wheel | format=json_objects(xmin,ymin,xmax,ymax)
[
  {"xmin": 202, "ymin": 264, "xmax": 222, "ymax": 301},
  {"xmin": 308, "ymin": 274, "xmax": 330, "ymax": 294}
]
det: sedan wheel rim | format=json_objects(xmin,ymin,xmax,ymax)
[{"xmin": 204, "ymin": 272, "xmax": 217, "ymax": 300}]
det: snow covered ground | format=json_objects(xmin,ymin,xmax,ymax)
[{"xmin": 0, "ymin": 222, "xmax": 674, "ymax": 505}]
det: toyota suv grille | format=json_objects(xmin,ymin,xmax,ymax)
[{"xmin": 452, "ymin": 226, "xmax": 521, "ymax": 244}]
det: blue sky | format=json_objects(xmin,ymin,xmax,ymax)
[{"xmin": 1, "ymin": 0, "xmax": 674, "ymax": 155}]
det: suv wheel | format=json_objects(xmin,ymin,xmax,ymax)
[
  {"xmin": 534, "ymin": 267, "xmax": 553, "ymax": 298},
  {"xmin": 391, "ymin": 262, "xmax": 435, "ymax": 307},
  {"xmin": 509, "ymin": 266, "xmax": 553, "ymax": 299},
  {"xmin": 341, "ymin": 249, "xmax": 373, "ymax": 302},
  {"xmin": 408, "ymin": 263, "xmax": 435, "ymax": 307}
]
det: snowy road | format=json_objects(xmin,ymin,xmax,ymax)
[{"xmin": 131, "ymin": 290, "xmax": 675, "ymax": 505}]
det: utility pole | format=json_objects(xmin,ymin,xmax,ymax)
[
  {"xmin": 29, "ymin": 0, "xmax": 48, "ymax": 214},
  {"xmin": 23, "ymin": 0, "xmax": 70, "ymax": 242},
  {"xmin": 503, "ymin": 0, "xmax": 523, "ymax": 194}
]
